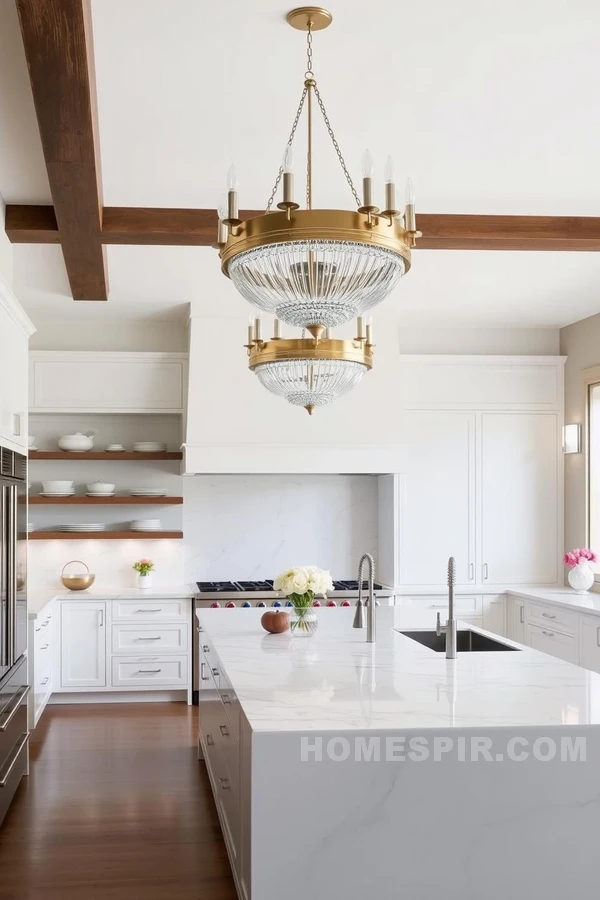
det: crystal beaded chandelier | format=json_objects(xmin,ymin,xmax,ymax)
[{"xmin": 214, "ymin": 6, "xmax": 420, "ymax": 413}]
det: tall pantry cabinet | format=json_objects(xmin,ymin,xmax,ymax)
[{"xmin": 379, "ymin": 356, "xmax": 564, "ymax": 592}]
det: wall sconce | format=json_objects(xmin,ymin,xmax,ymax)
[{"xmin": 562, "ymin": 424, "xmax": 582, "ymax": 454}]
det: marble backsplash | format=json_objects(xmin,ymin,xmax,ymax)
[{"xmin": 183, "ymin": 474, "xmax": 378, "ymax": 581}]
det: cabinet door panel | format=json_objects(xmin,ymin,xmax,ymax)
[
  {"xmin": 481, "ymin": 414, "xmax": 558, "ymax": 585},
  {"xmin": 580, "ymin": 615, "xmax": 600, "ymax": 674},
  {"xmin": 60, "ymin": 602, "xmax": 106, "ymax": 688},
  {"xmin": 400, "ymin": 412, "xmax": 476, "ymax": 586},
  {"xmin": 507, "ymin": 597, "xmax": 526, "ymax": 645},
  {"xmin": 482, "ymin": 595, "xmax": 506, "ymax": 637},
  {"xmin": 526, "ymin": 624, "xmax": 577, "ymax": 664}
]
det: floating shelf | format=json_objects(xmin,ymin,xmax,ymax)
[
  {"xmin": 28, "ymin": 451, "xmax": 182, "ymax": 461},
  {"xmin": 29, "ymin": 496, "xmax": 183, "ymax": 505},
  {"xmin": 29, "ymin": 531, "xmax": 183, "ymax": 541}
]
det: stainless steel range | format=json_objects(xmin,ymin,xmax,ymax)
[{"xmin": 192, "ymin": 578, "xmax": 393, "ymax": 702}]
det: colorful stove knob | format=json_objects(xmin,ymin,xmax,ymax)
[
  {"xmin": 241, "ymin": 601, "xmax": 252, "ymax": 608},
  {"xmin": 225, "ymin": 602, "xmax": 236, "ymax": 608},
  {"xmin": 285, "ymin": 600, "xmax": 294, "ymax": 607},
  {"xmin": 272, "ymin": 600, "xmax": 282, "ymax": 607},
  {"xmin": 256, "ymin": 601, "xmax": 267, "ymax": 608},
  {"xmin": 312, "ymin": 600, "xmax": 321, "ymax": 607},
  {"xmin": 210, "ymin": 602, "xmax": 221, "ymax": 608},
  {"xmin": 327, "ymin": 600, "xmax": 337, "ymax": 607},
  {"xmin": 341, "ymin": 600, "xmax": 351, "ymax": 607}
]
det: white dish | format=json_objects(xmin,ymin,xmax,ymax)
[
  {"xmin": 61, "ymin": 524, "xmax": 105, "ymax": 532},
  {"xmin": 86, "ymin": 481, "xmax": 116, "ymax": 493},
  {"xmin": 58, "ymin": 431, "xmax": 96, "ymax": 452},
  {"xmin": 130, "ymin": 490, "xmax": 168, "ymax": 496},
  {"xmin": 86, "ymin": 492, "xmax": 115, "ymax": 497},
  {"xmin": 28, "ymin": 446, "xmax": 38, "ymax": 452},
  {"xmin": 40, "ymin": 492, "xmax": 75, "ymax": 498},
  {"xmin": 133, "ymin": 443, "xmax": 167, "ymax": 451},
  {"xmin": 105, "ymin": 444, "xmax": 125, "ymax": 451},
  {"xmin": 42, "ymin": 480, "xmax": 75, "ymax": 492},
  {"xmin": 130, "ymin": 526, "xmax": 162, "ymax": 532}
]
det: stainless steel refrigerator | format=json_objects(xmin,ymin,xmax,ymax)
[{"xmin": 0, "ymin": 449, "xmax": 28, "ymax": 826}]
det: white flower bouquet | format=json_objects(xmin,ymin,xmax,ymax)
[{"xmin": 274, "ymin": 565, "xmax": 334, "ymax": 635}]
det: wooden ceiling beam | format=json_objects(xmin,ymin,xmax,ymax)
[
  {"xmin": 7, "ymin": 206, "xmax": 600, "ymax": 252},
  {"xmin": 15, "ymin": 0, "xmax": 107, "ymax": 299}
]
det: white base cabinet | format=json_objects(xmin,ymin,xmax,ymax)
[
  {"xmin": 580, "ymin": 615, "xmax": 600, "ymax": 674},
  {"xmin": 60, "ymin": 602, "xmax": 107, "ymax": 689},
  {"xmin": 28, "ymin": 603, "xmax": 54, "ymax": 728}
]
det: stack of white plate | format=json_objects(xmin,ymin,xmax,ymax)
[
  {"xmin": 41, "ymin": 490, "xmax": 75, "ymax": 498},
  {"xmin": 130, "ymin": 518, "xmax": 162, "ymax": 532},
  {"xmin": 60, "ymin": 524, "xmax": 105, "ymax": 533},
  {"xmin": 133, "ymin": 442, "xmax": 167, "ymax": 453},
  {"xmin": 129, "ymin": 488, "xmax": 168, "ymax": 498},
  {"xmin": 86, "ymin": 490, "xmax": 116, "ymax": 497}
]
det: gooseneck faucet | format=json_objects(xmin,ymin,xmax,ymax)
[
  {"xmin": 436, "ymin": 556, "xmax": 457, "ymax": 659},
  {"xmin": 353, "ymin": 553, "xmax": 376, "ymax": 643}
]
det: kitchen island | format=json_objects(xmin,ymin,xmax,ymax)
[{"xmin": 197, "ymin": 606, "xmax": 600, "ymax": 900}]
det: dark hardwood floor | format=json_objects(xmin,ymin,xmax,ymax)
[{"xmin": 0, "ymin": 704, "xmax": 238, "ymax": 899}]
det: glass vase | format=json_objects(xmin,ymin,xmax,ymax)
[{"xmin": 290, "ymin": 605, "xmax": 318, "ymax": 637}]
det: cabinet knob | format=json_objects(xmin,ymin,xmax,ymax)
[
  {"xmin": 219, "ymin": 724, "xmax": 230, "ymax": 737},
  {"xmin": 206, "ymin": 734, "xmax": 215, "ymax": 746},
  {"xmin": 221, "ymin": 693, "xmax": 231, "ymax": 704},
  {"xmin": 219, "ymin": 777, "xmax": 231, "ymax": 791}
]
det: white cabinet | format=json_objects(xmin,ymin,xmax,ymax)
[
  {"xmin": 29, "ymin": 352, "xmax": 187, "ymax": 413},
  {"xmin": 580, "ymin": 615, "xmax": 600, "ymax": 674},
  {"xmin": 482, "ymin": 595, "xmax": 506, "ymax": 637},
  {"xmin": 507, "ymin": 596, "xmax": 526, "ymax": 644},
  {"xmin": 480, "ymin": 413, "xmax": 559, "ymax": 585},
  {"xmin": 28, "ymin": 602, "xmax": 54, "ymax": 728},
  {"xmin": 526, "ymin": 623, "xmax": 578, "ymax": 664},
  {"xmin": 399, "ymin": 412, "xmax": 475, "ymax": 587},
  {"xmin": 60, "ymin": 602, "xmax": 107, "ymax": 689},
  {"xmin": 0, "ymin": 283, "xmax": 34, "ymax": 452}
]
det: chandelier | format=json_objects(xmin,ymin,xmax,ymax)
[{"xmin": 214, "ymin": 6, "xmax": 420, "ymax": 412}]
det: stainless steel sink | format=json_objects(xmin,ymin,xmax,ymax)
[{"xmin": 398, "ymin": 629, "xmax": 520, "ymax": 652}]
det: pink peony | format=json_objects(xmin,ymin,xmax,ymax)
[{"xmin": 564, "ymin": 548, "xmax": 596, "ymax": 567}]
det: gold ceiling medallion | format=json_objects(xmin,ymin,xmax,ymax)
[{"xmin": 214, "ymin": 7, "xmax": 420, "ymax": 413}]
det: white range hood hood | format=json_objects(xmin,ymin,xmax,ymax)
[{"xmin": 182, "ymin": 314, "xmax": 403, "ymax": 475}]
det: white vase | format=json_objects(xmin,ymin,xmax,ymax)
[
  {"xmin": 567, "ymin": 562, "xmax": 594, "ymax": 594},
  {"xmin": 136, "ymin": 573, "xmax": 154, "ymax": 591}
]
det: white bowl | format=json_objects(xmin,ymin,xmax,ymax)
[
  {"xmin": 58, "ymin": 432, "xmax": 95, "ymax": 452},
  {"xmin": 42, "ymin": 480, "xmax": 75, "ymax": 492},
  {"xmin": 86, "ymin": 481, "xmax": 116, "ymax": 493}
]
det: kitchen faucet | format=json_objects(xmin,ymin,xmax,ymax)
[
  {"xmin": 436, "ymin": 556, "xmax": 457, "ymax": 659},
  {"xmin": 352, "ymin": 553, "xmax": 376, "ymax": 643}
]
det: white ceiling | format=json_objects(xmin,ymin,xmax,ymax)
[{"xmin": 2, "ymin": 0, "xmax": 600, "ymax": 327}]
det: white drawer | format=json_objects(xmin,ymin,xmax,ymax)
[
  {"xmin": 111, "ymin": 623, "xmax": 189, "ymax": 655},
  {"xmin": 400, "ymin": 594, "xmax": 482, "ymax": 615},
  {"xmin": 528, "ymin": 602, "xmax": 577, "ymax": 636},
  {"xmin": 111, "ymin": 656, "xmax": 188, "ymax": 687},
  {"xmin": 527, "ymin": 624, "xmax": 578, "ymax": 664},
  {"xmin": 112, "ymin": 599, "xmax": 189, "ymax": 622}
]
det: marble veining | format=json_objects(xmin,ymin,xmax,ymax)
[{"xmin": 197, "ymin": 606, "xmax": 600, "ymax": 731}]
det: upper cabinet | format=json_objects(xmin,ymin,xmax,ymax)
[
  {"xmin": 29, "ymin": 352, "xmax": 188, "ymax": 414},
  {"xmin": 0, "ymin": 280, "xmax": 35, "ymax": 453}
]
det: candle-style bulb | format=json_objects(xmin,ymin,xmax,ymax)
[
  {"xmin": 362, "ymin": 149, "xmax": 375, "ymax": 178},
  {"xmin": 384, "ymin": 156, "xmax": 395, "ymax": 184},
  {"xmin": 283, "ymin": 146, "xmax": 294, "ymax": 174},
  {"xmin": 227, "ymin": 165, "xmax": 238, "ymax": 191},
  {"xmin": 217, "ymin": 195, "xmax": 228, "ymax": 222},
  {"xmin": 405, "ymin": 177, "xmax": 415, "ymax": 205}
]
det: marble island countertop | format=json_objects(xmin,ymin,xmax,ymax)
[{"xmin": 197, "ymin": 605, "xmax": 600, "ymax": 732}]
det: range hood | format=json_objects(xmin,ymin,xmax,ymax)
[{"xmin": 182, "ymin": 315, "xmax": 403, "ymax": 475}]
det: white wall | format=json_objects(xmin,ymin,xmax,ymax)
[
  {"xmin": 183, "ymin": 474, "xmax": 378, "ymax": 581},
  {"xmin": 29, "ymin": 319, "xmax": 187, "ymax": 351}
]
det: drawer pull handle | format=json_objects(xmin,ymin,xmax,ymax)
[
  {"xmin": 219, "ymin": 777, "xmax": 231, "ymax": 791},
  {"xmin": 483, "ymin": 563, "xmax": 489, "ymax": 580},
  {"xmin": 541, "ymin": 630, "xmax": 555, "ymax": 637},
  {"xmin": 542, "ymin": 613, "xmax": 556, "ymax": 619},
  {"xmin": 35, "ymin": 626, "xmax": 42, "ymax": 633},
  {"xmin": 137, "ymin": 636, "xmax": 161, "ymax": 641},
  {"xmin": 219, "ymin": 724, "xmax": 230, "ymax": 737},
  {"xmin": 200, "ymin": 662, "xmax": 209, "ymax": 681},
  {"xmin": 40, "ymin": 644, "xmax": 49, "ymax": 650},
  {"xmin": 212, "ymin": 667, "xmax": 219, "ymax": 677},
  {"xmin": 41, "ymin": 677, "xmax": 49, "ymax": 686},
  {"xmin": 99, "ymin": 609, "xmax": 104, "ymax": 628},
  {"xmin": 221, "ymin": 693, "xmax": 231, "ymax": 704},
  {"xmin": 469, "ymin": 563, "xmax": 474, "ymax": 581},
  {"xmin": 202, "ymin": 645, "xmax": 209, "ymax": 653},
  {"xmin": 519, "ymin": 606, "xmax": 524, "ymax": 624},
  {"xmin": 0, "ymin": 733, "xmax": 29, "ymax": 787},
  {"xmin": 137, "ymin": 608, "xmax": 162, "ymax": 612},
  {"xmin": 206, "ymin": 734, "xmax": 215, "ymax": 746},
  {"xmin": 0, "ymin": 686, "xmax": 30, "ymax": 732},
  {"xmin": 596, "ymin": 626, "xmax": 600, "ymax": 649},
  {"xmin": 137, "ymin": 668, "xmax": 162, "ymax": 674}
]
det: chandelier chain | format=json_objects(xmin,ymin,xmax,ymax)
[
  {"xmin": 305, "ymin": 25, "xmax": 314, "ymax": 78},
  {"xmin": 265, "ymin": 85, "xmax": 308, "ymax": 212},
  {"xmin": 313, "ymin": 84, "xmax": 362, "ymax": 208}
]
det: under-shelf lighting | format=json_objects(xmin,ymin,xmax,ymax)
[{"xmin": 562, "ymin": 423, "xmax": 582, "ymax": 454}]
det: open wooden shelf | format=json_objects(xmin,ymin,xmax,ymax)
[
  {"xmin": 29, "ymin": 531, "xmax": 183, "ymax": 540},
  {"xmin": 29, "ymin": 451, "xmax": 182, "ymax": 461},
  {"xmin": 29, "ymin": 496, "xmax": 183, "ymax": 505}
]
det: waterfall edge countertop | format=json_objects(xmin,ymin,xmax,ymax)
[{"xmin": 196, "ymin": 606, "xmax": 600, "ymax": 731}]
